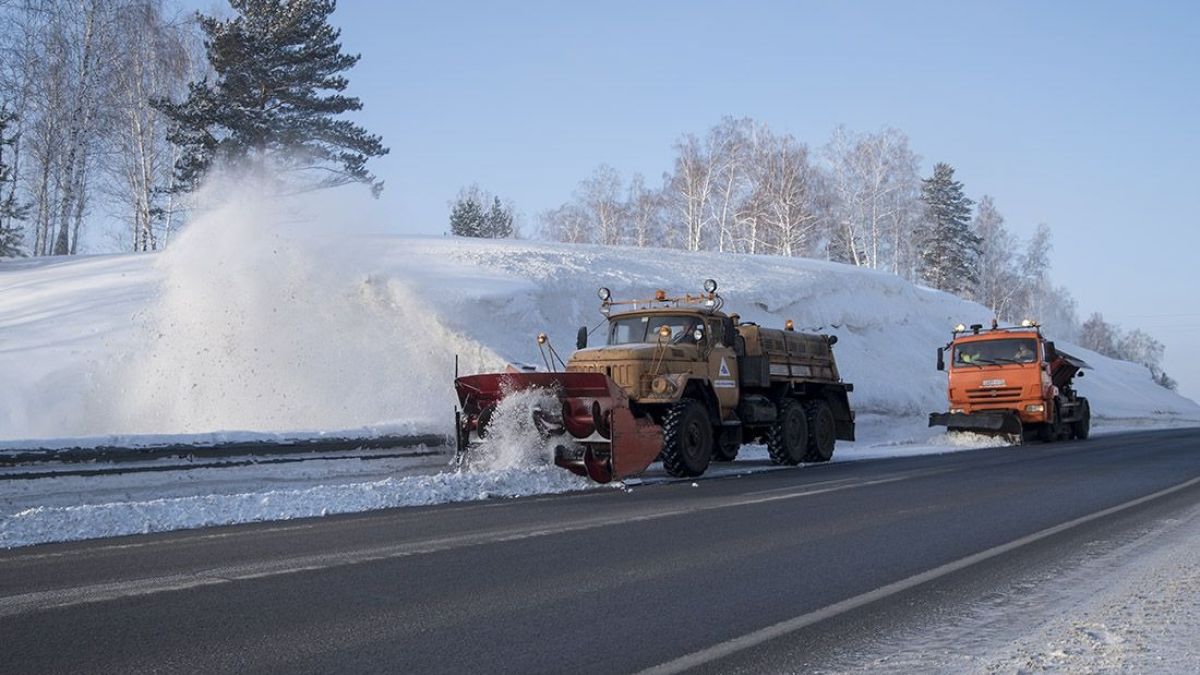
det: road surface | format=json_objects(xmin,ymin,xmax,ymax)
[{"xmin": 2, "ymin": 427, "xmax": 1198, "ymax": 674}]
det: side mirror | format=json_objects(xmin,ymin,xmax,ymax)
[
  {"xmin": 936, "ymin": 347, "xmax": 945, "ymax": 371},
  {"xmin": 1044, "ymin": 341, "xmax": 1057, "ymax": 361},
  {"xmin": 576, "ymin": 326, "xmax": 588, "ymax": 350},
  {"xmin": 693, "ymin": 327, "xmax": 705, "ymax": 343}
]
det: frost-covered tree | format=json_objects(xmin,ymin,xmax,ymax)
[
  {"xmin": 824, "ymin": 126, "xmax": 921, "ymax": 272},
  {"xmin": 0, "ymin": 105, "xmax": 28, "ymax": 256},
  {"xmin": 105, "ymin": 1, "xmax": 196, "ymax": 251},
  {"xmin": 917, "ymin": 162, "xmax": 979, "ymax": 293},
  {"xmin": 1077, "ymin": 313, "xmax": 1174, "ymax": 390},
  {"xmin": 538, "ymin": 202, "xmax": 590, "ymax": 244},
  {"xmin": 970, "ymin": 195, "xmax": 1019, "ymax": 318},
  {"xmin": 154, "ymin": 0, "xmax": 388, "ymax": 195},
  {"xmin": 743, "ymin": 131, "xmax": 827, "ymax": 257},
  {"xmin": 578, "ymin": 164, "xmax": 625, "ymax": 246},
  {"xmin": 1117, "ymin": 329, "xmax": 1165, "ymax": 374},
  {"xmin": 626, "ymin": 173, "xmax": 665, "ymax": 248},
  {"xmin": 667, "ymin": 132, "xmax": 715, "ymax": 252},
  {"xmin": 3, "ymin": 0, "xmax": 121, "ymax": 256},
  {"xmin": 483, "ymin": 196, "xmax": 514, "ymax": 238},
  {"xmin": 448, "ymin": 194, "xmax": 483, "ymax": 237},
  {"xmin": 449, "ymin": 185, "xmax": 514, "ymax": 238},
  {"xmin": 1079, "ymin": 312, "xmax": 1119, "ymax": 357}
]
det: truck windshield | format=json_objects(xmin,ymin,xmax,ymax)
[
  {"xmin": 953, "ymin": 338, "xmax": 1038, "ymax": 367},
  {"xmin": 608, "ymin": 315, "xmax": 700, "ymax": 345}
]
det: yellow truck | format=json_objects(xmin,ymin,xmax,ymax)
[{"xmin": 454, "ymin": 280, "xmax": 855, "ymax": 482}]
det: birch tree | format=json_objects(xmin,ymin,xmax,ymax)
[
  {"xmin": 749, "ymin": 132, "xmax": 826, "ymax": 257},
  {"xmin": 971, "ymin": 195, "xmax": 1018, "ymax": 318},
  {"xmin": 0, "ymin": 105, "xmax": 27, "ymax": 256},
  {"xmin": 579, "ymin": 164, "xmax": 625, "ymax": 246},
  {"xmin": 823, "ymin": 126, "xmax": 921, "ymax": 271},
  {"xmin": 104, "ymin": 0, "xmax": 193, "ymax": 251},
  {"xmin": 626, "ymin": 172, "xmax": 664, "ymax": 248},
  {"xmin": 666, "ymin": 133, "xmax": 714, "ymax": 252}
]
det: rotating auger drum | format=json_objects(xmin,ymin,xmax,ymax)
[{"xmin": 453, "ymin": 371, "xmax": 662, "ymax": 484}]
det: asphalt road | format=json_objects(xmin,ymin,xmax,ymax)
[{"xmin": 2, "ymin": 428, "xmax": 1198, "ymax": 674}]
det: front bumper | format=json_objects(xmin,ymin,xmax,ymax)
[{"xmin": 929, "ymin": 411, "xmax": 1024, "ymax": 436}]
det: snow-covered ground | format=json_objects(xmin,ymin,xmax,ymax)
[
  {"xmin": 1, "ymin": 184, "xmax": 1198, "ymax": 547},
  {"xmin": 830, "ymin": 497, "xmax": 1200, "ymax": 673},
  {"xmin": 0, "ymin": 420, "xmax": 1183, "ymax": 549}
]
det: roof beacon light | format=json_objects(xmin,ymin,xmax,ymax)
[
  {"xmin": 954, "ymin": 323, "xmax": 967, "ymax": 333},
  {"xmin": 597, "ymin": 287, "xmax": 611, "ymax": 302},
  {"xmin": 655, "ymin": 289, "xmax": 667, "ymax": 301},
  {"xmin": 1021, "ymin": 318, "xmax": 1034, "ymax": 327},
  {"xmin": 703, "ymin": 278, "xmax": 718, "ymax": 294},
  {"xmin": 785, "ymin": 319, "xmax": 795, "ymax": 331}
]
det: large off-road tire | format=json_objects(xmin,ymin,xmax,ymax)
[
  {"xmin": 768, "ymin": 398, "xmax": 808, "ymax": 465},
  {"xmin": 713, "ymin": 432, "xmax": 740, "ymax": 462},
  {"xmin": 661, "ymin": 399, "xmax": 714, "ymax": 478},
  {"xmin": 1071, "ymin": 399, "xmax": 1091, "ymax": 440},
  {"xmin": 1037, "ymin": 402, "xmax": 1063, "ymax": 443},
  {"xmin": 803, "ymin": 400, "xmax": 837, "ymax": 462}
]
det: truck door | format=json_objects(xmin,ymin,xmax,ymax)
[{"xmin": 706, "ymin": 318, "xmax": 739, "ymax": 416}]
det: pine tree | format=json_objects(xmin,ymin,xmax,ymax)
[
  {"xmin": 483, "ymin": 196, "xmax": 514, "ymax": 238},
  {"xmin": 1079, "ymin": 312, "xmax": 1119, "ymax": 357},
  {"xmin": 449, "ymin": 195, "xmax": 485, "ymax": 237},
  {"xmin": 154, "ymin": 0, "xmax": 388, "ymax": 195},
  {"xmin": 0, "ymin": 107, "xmax": 28, "ymax": 258},
  {"xmin": 917, "ymin": 162, "xmax": 979, "ymax": 294}
]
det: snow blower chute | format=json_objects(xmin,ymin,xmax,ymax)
[{"xmin": 453, "ymin": 371, "xmax": 662, "ymax": 484}]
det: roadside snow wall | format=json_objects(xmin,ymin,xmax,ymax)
[{"xmin": 1, "ymin": 189, "xmax": 1196, "ymax": 442}]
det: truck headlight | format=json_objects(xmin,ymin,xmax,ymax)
[
  {"xmin": 1026, "ymin": 404, "xmax": 1045, "ymax": 413},
  {"xmin": 651, "ymin": 376, "xmax": 676, "ymax": 395}
]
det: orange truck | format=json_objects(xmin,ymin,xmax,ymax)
[{"xmin": 929, "ymin": 321, "xmax": 1091, "ymax": 443}]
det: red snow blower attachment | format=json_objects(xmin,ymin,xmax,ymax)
[{"xmin": 453, "ymin": 371, "xmax": 662, "ymax": 484}]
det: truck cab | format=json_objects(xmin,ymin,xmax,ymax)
[{"xmin": 931, "ymin": 321, "xmax": 1091, "ymax": 443}]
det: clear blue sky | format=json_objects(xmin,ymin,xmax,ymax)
[{"xmin": 202, "ymin": 1, "xmax": 1200, "ymax": 399}]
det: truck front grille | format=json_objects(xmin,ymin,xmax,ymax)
[{"xmin": 966, "ymin": 386, "xmax": 1022, "ymax": 402}]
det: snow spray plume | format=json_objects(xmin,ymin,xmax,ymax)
[
  {"xmin": 465, "ymin": 388, "xmax": 568, "ymax": 472},
  {"xmin": 92, "ymin": 166, "xmax": 468, "ymax": 435}
]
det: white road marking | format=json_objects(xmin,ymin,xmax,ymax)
[{"xmin": 640, "ymin": 474, "xmax": 1200, "ymax": 675}]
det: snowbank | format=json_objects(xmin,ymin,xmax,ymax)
[{"xmin": 1, "ymin": 189, "xmax": 1197, "ymax": 443}]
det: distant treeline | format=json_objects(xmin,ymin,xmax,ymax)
[{"xmin": 454, "ymin": 118, "xmax": 1176, "ymax": 390}]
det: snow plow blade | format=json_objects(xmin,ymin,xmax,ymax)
[
  {"xmin": 929, "ymin": 411, "xmax": 1024, "ymax": 440},
  {"xmin": 454, "ymin": 372, "xmax": 662, "ymax": 483}
]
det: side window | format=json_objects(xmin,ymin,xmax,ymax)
[{"xmin": 707, "ymin": 319, "xmax": 724, "ymax": 347}]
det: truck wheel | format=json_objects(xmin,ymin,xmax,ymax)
[
  {"xmin": 803, "ymin": 400, "xmax": 837, "ymax": 462},
  {"xmin": 768, "ymin": 398, "xmax": 808, "ymax": 465},
  {"xmin": 1071, "ymin": 400, "xmax": 1091, "ymax": 440},
  {"xmin": 1037, "ymin": 403, "xmax": 1062, "ymax": 443},
  {"xmin": 713, "ymin": 432, "xmax": 740, "ymax": 462},
  {"xmin": 661, "ymin": 399, "xmax": 713, "ymax": 478}
]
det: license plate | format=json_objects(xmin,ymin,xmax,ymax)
[{"xmin": 982, "ymin": 379, "xmax": 1006, "ymax": 387}]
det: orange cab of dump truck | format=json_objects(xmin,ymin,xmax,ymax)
[{"xmin": 929, "ymin": 320, "xmax": 1091, "ymax": 443}]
